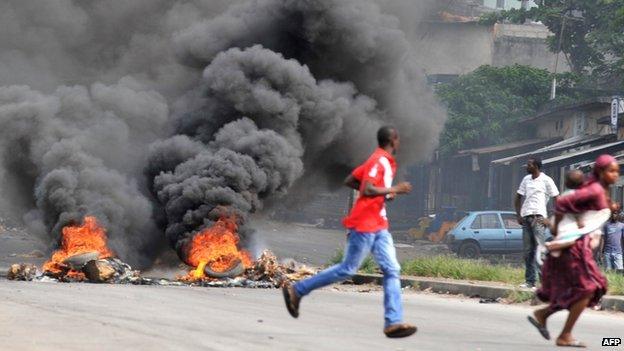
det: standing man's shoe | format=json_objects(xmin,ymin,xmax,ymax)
[
  {"xmin": 384, "ymin": 323, "xmax": 417, "ymax": 338},
  {"xmin": 282, "ymin": 282, "xmax": 301, "ymax": 318}
]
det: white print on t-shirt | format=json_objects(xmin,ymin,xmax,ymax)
[
  {"xmin": 517, "ymin": 173, "xmax": 560, "ymax": 218},
  {"xmin": 378, "ymin": 156, "xmax": 394, "ymax": 220},
  {"xmin": 379, "ymin": 156, "xmax": 393, "ymax": 188},
  {"xmin": 368, "ymin": 164, "xmax": 377, "ymax": 177}
]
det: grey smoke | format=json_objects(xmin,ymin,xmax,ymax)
[
  {"xmin": 173, "ymin": 0, "xmax": 445, "ymax": 165},
  {"xmin": 0, "ymin": 0, "xmax": 239, "ymax": 266},
  {"xmin": 0, "ymin": 0, "xmax": 237, "ymax": 96},
  {"xmin": 150, "ymin": 0, "xmax": 445, "ymax": 260},
  {"xmin": 0, "ymin": 0, "xmax": 445, "ymax": 265},
  {"xmin": 0, "ymin": 80, "xmax": 167, "ymax": 267},
  {"xmin": 148, "ymin": 44, "xmax": 383, "ymax": 258}
]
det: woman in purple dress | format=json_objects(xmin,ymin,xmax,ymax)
[{"xmin": 528, "ymin": 154, "xmax": 620, "ymax": 348}]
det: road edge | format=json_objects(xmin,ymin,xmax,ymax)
[{"xmin": 352, "ymin": 273, "xmax": 624, "ymax": 312}]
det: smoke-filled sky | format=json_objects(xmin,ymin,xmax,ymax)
[{"xmin": 0, "ymin": 0, "xmax": 446, "ymax": 267}]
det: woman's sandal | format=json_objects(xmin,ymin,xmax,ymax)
[
  {"xmin": 527, "ymin": 316, "xmax": 550, "ymax": 340},
  {"xmin": 556, "ymin": 339, "xmax": 587, "ymax": 348}
]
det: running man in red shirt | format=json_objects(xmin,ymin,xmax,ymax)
[{"xmin": 283, "ymin": 126, "xmax": 417, "ymax": 338}]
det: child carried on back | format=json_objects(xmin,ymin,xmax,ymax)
[{"xmin": 545, "ymin": 170, "xmax": 609, "ymax": 255}]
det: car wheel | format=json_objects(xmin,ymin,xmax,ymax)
[{"xmin": 458, "ymin": 241, "xmax": 480, "ymax": 259}]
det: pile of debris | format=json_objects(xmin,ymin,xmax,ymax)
[
  {"xmin": 7, "ymin": 263, "xmax": 38, "ymax": 281},
  {"xmin": 7, "ymin": 252, "xmax": 145, "ymax": 284},
  {"xmin": 6, "ymin": 249, "xmax": 316, "ymax": 288},
  {"xmin": 46, "ymin": 251, "xmax": 140, "ymax": 283},
  {"xmin": 186, "ymin": 250, "xmax": 317, "ymax": 288},
  {"xmin": 5, "ymin": 214, "xmax": 316, "ymax": 287}
]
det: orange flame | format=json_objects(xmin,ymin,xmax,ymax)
[
  {"xmin": 182, "ymin": 216, "xmax": 252, "ymax": 281},
  {"xmin": 43, "ymin": 216, "xmax": 114, "ymax": 277}
]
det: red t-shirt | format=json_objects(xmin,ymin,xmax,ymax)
[{"xmin": 343, "ymin": 148, "xmax": 397, "ymax": 232}]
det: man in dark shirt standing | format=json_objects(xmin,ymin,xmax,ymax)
[
  {"xmin": 602, "ymin": 210, "xmax": 624, "ymax": 271},
  {"xmin": 282, "ymin": 126, "xmax": 417, "ymax": 338}
]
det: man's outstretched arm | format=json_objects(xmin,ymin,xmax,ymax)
[
  {"xmin": 361, "ymin": 180, "xmax": 411, "ymax": 197},
  {"xmin": 343, "ymin": 174, "xmax": 360, "ymax": 190}
]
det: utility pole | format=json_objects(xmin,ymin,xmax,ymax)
[
  {"xmin": 550, "ymin": 3, "xmax": 584, "ymax": 100},
  {"xmin": 550, "ymin": 13, "xmax": 567, "ymax": 100}
]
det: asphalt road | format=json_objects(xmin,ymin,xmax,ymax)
[
  {"xmin": 1, "ymin": 281, "xmax": 623, "ymax": 351},
  {"xmin": 250, "ymin": 219, "xmax": 450, "ymax": 267}
]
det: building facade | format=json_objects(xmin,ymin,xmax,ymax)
[{"xmin": 427, "ymin": 97, "xmax": 624, "ymax": 216}]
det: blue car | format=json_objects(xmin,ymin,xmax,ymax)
[{"xmin": 446, "ymin": 211, "xmax": 551, "ymax": 258}]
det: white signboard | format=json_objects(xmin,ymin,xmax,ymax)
[{"xmin": 611, "ymin": 97, "xmax": 622, "ymax": 134}]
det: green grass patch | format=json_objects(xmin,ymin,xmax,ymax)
[
  {"xmin": 329, "ymin": 252, "xmax": 624, "ymax": 296},
  {"xmin": 401, "ymin": 255, "xmax": 624, "ymax": 296},
  {"xmin": 327, "ymin": 249, "xmax": 378, "ymax": 274},
  {"xmin": 506, "ymin": 289, "xmax": 534, "ymax": 303},
  {"xmin": 328, "ymin": 249, "xmax": 344, "ymax": 265},
  {"xmin": 400, "ymin": 255, "xmax": 524, "ymax": 285},
  {"xmin": 606, "ymin": 272, "xmax": 624, "ymax": 295}
]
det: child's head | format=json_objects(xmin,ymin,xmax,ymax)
[{"xmin": 565, "ymin": 169, "xmax": 584, "ymax": 189}]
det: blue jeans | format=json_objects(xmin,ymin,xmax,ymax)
[
  {"xmin": 522, "ymin": 216, "xmax": 546, "ymax": 286},
  {"xmin": 294, "ymin": 229, "xmax": 403, "ymax": 328},
  {"xmin": 604, "ymin": 252, "xmax": 624, "ymax": 270}
]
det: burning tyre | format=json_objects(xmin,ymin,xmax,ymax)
[
  {"xmin": 203, "ymin": 258, "xmax": 245, "ymax": 279},
  {"xmin": 180, "ymin": 216, "xmax": 252, "ymax": 282}
]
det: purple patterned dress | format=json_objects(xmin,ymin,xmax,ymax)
[{"xmin": 536, "ymin": 181, "xmax": 608, "ymax": 312}]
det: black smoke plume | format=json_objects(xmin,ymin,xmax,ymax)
[
  {"xmin": 0, "ymin": 0, "xmax": 239, "ymax": 266},
  {"xmin": 0, "ymin": 81, "xmax": 167, "ymax": 267},
  {"xmin": 0, "ymin": 0, "xmax": 445, "ymax": 266},
  {"xmin": 149, "ymin": 0, "xmax": 445, "ymax": 261}
]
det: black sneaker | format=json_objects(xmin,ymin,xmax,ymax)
[{"xmin": 384, "ymin": 323, "xmax": 417, "ymax": 338}]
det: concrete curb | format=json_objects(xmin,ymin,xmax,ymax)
[
  {"xmin": 352, "ymin": 273, "xmax": 624, "ymax": 312},
  {"xmin": 602, "ymin": 295, "xmax": 624, "ymax": 312}
]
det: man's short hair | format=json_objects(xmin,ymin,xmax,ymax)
[
  {"xmin": 528, "ymin": 156, "xmax": 542, "ymax": 170},
  {"xmin": 377, "ymin": 126, "xmax": 396, "ymax": 147}
]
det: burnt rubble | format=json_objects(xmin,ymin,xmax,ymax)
[
  {"xmin": 40, "ymin": 256, "xmax": 146, "ymax": 284},
  {"xmin": 64, "ymin": 252, "xmax": 99, "ymax": 271},
  {"xmin": 7, "ymin": 264, "xmax": 38, "ymax": 281},
  {"xmin": 244, "ymin": 250, "xmax": 316, "ymax": 285},
  {"xmin": 190, "ymin": 250, "xmax": 316, "ymax": 288},
  {"xmin": 183, "ymin": 250, "xmax": 316, "ymax": 288},
  {"xmin": 6, "ymin": 249, "xmax": 316, "ymax": 288}
]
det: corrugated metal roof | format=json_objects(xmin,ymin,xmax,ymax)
[
  {"xmin": 491, "ymin": 134, "xmax": 614, "ymax": 165},
  {"xmin": 542, "ymin": 140, "xmax": 624, "ymax": 165},
  {"xmin": 520, "ymin": 97, "xmax": 612, "ymax": 123},
  {"xmin": 580, "ymin": 152, "xmax": 624, "ymax": 171},
  {"xmin": 456, "ymin": 138, "xmax": 555, "ymax": 156}
]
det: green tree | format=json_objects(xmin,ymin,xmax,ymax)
[{"xmin": 436, "ymin": 65, "xmax": 580, "ymax": 156}]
